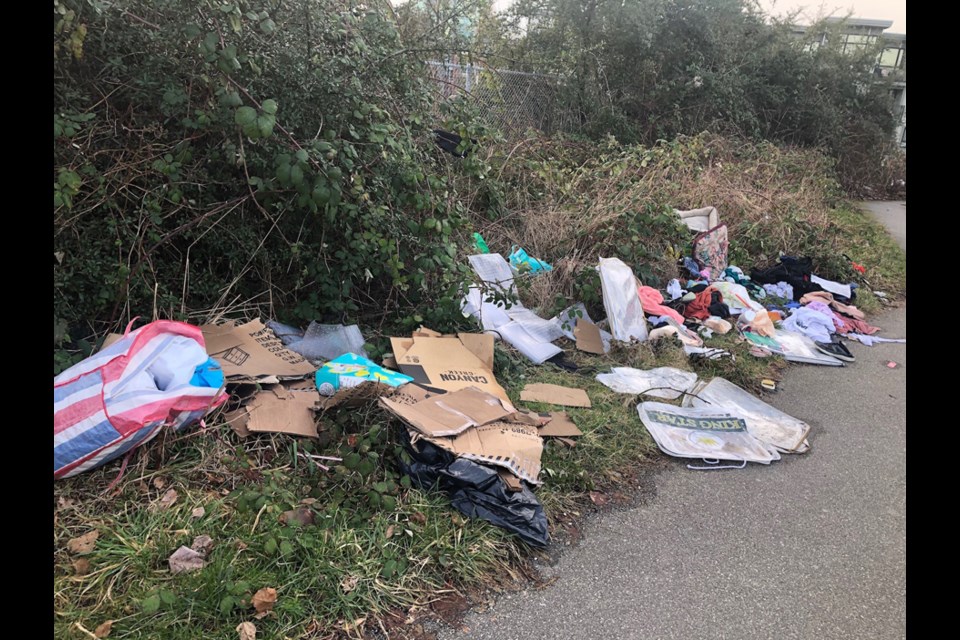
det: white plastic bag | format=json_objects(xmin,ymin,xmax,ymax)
[
  {"xmin": 598, "ymin": 257, "xmax": 648, "ymax": 342},
  {"xmin": 596, "ymin": 366, "xmax": 698, "ymax": 400}
]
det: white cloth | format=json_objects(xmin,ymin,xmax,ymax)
[
  {"xmin": 781, "ymin": 307, "xmax": 835, "ymax": 343},
  {"xmin": 847, "ymin": 333, "xmax": 906, "ymax": 347}
]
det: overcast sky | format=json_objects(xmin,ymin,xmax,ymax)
[{"xmin": 757, "ymin": 1, "xmax": 905, "ymax": 33}]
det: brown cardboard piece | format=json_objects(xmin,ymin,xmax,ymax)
[
  {"xmin": 224, "ymin": 407, "xmax": 251, "ymax": 437},
  {"xmin": 201, "ymin": 319, "xmax": 315, "ymax": 380},
  {"xmin": 384, "ymin": 385, "xmax": 543, "ymax": 484},
  {"xmin": 390, "ymin": 332, "xmax": 508, "ymax": 403},
  {"xmin": 574, "ymin": 319, "xmax": 605, "ymax": 355},
  {"xmin": 455, "ymin": 333, "xmax": 495, "ymax": 371},
  {"xmin": 538, "ymin": 411, "xmax": 584, "ymax": 438},
  {"xmin": 497, "ymin": 469, "xmax": 523, "ymax": 492},
  {"xmin": 383, "ymin": 383, "xmax": 438, "ymax": 406},
  {"xmin": 520, "ymin": 383, "xmax": 592, "ymax": 408},
  {"xmin": 100, "ymin": 333, "xmax": 124, "ymax": 352},
  {"xmin": 380, "ymin": 387, "xmax": 513, "ymax": 437},
  {"xmin": 415, "ymin": 422, "xmax": 543, "ymax": 484},
  {"xmin": 243, "ymin": 386, "xmax": 320, "ymax": 437}
]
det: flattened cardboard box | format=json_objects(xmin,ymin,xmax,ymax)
[
  {"xmin": 415, "ymin": 421, "xmax": 543, "ymax": 485},
  {"xmin": 520, "ymin": 383, "xmax": 592, "ymax": 408},
  {"xmin": 574, "ymin": 319, "xmax": 605, "ymax": 355},
  {"xmin": 384, "ymin": 385, "xmax": 542, "ymax": 484},
  {"xmin": 538, "ymin": 411, "xmax": 583, "ymax": 438},
  {"xmin": 201, "ymin": 319, "xmax": 315, "ymax": 380},
  {"xmin": 226, "ymin": 384, "xmax": 319, "ymax": 438},
  {"xmin": 380, "ymin": 386, "xmax": 514, "ymax": 437},
  {"xmin": 390, "ymin": 333, "xmax": 507, "ymax": 402}
]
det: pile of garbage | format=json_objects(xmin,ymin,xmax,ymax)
[
  {"xmin": 460, "ymin": 214, "xmax": 903, "ymax": 473},
  {"xmin": 52, "ymin": 208, "xmax": 903, "ymax": 546}
]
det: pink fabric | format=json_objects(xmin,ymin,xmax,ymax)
[
  {"xmin": 838, "ymin": 315, "xmax": 881, "ymax": 335},
  {"xmin": 806, "ymin": 301, "xmax": 850, "ymax": 334},
  {"xmin": 805, "ymin": 300, "xmax": 879, "ymax": 335},
  {"xmin": 800, "ymin": 291, "xmax": 865, "ymax": 320},
  {"xmin": 638, "ymin": 285, "xmax": 685, "ymax": 324}
]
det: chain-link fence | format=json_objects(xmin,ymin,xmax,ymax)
[{"xmin": 425, "ymin": 61, "xmax": 578, "ymax": 135}]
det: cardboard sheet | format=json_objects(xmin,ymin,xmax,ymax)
[
  {"xmin": 201, "ymin": 319, "xmax": 315, "ymax": 380},
  {"xmin": 380, "ymin": 387, "xmax": 513, "ymax": 437},
  {"xmin": 385, "ymin": 385, "xmax": 543, "ymax": 484},
  {"xmin": 390, "ymin": 333, "xmax": 509, "ymax": 402},
  {"xmin": 416, "ymin": 421, "xmax": 543, "ymax": 484},
  {"xmin": 520, "ymin": 383, "xmax": 592, "ymax": 408},
  {"xmin": 574, "ymin": 319, "xmax": 605, "ymax": 355},
  {"xmin": 538, "ymin": 411, "xmax": 584, "ymax": 438},
  {"xmin": 232, "ymin": 385, "xmax": 320, "ymax": 438}
]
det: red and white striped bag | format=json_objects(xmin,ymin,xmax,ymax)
[{"xmin": 54, "ymin": 320, "xmax": 227, "ymax": 479}]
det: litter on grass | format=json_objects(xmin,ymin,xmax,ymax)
[
  {"xmin": 315, "ymin": 353, "xmax": 412, "ymax": 396},
  {"xmin": 674, "ymin": 206, "xmax": 720, "ymax": 232},
  {"xmin": 520, "ymin": 383, "xmax": 592, "ymax": 408},
  {"xmin": 267, "ymin": 321, "xmax": 365, "ymax": 362},
  {"xmin": 462, "ymin": 253, "xmax": 564, "ymax": 363},
  {"xmin": 598, "ymin": 257, "xmax": 649, "ymax": 342},
  {"xmin": 54, "ymin": 320, "xmax": 227, "ymax": 479},
  {"xmin": 596, "ymin": 367, "xmax": 698, "ymax": 400},
  {"xmin": 638, "ymin": 402, "xmax": 780, "ymax": 465},
  {"xmin": 682, "ymin": 377, "xmax": 810, "ymax": 454}
]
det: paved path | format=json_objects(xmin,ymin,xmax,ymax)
[
  {"xmin": 860, "ymin": 201, "xmax": 906, "ymax": 251},
  {"xmin": 442, "ymin": 205, "xmax": 906, "ymax": 640}
]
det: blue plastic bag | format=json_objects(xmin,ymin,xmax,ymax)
[{"xmin": 508, "ymin": 246, "xmax": 552, "ymax": 274}]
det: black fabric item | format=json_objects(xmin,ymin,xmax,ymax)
[
  {"xmin": 432, "ymin": 129, "xmax": 475, "ymax": 158},
  {"xmin": 708, "ymin": 302, "xmax": 731, "ymax": 319},
  {"xmin": 548, "ymin": 352, "xmax": 579, "ymax": 372},
  {"xmin": 398, "ymin": 432, "xmax": 549, "ymax": 547},
  {"xmin": 688, "ymin": 283, "xmax": 710, "ymax": 293},
  {"xmin": 750, "ymin": 256, "xmax": 823, "ymax": 301}
]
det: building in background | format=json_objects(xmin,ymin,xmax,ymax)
[{"xmin": 793, "ymin": 17, "xmax": 906, "ymax": 148}]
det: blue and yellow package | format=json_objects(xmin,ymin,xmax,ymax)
[{"xmin": 315, "ymin": 353, "xmax": 413, "ymax": 397}]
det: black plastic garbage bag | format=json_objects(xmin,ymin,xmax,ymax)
[
  {"xmin": 399, "ymin": 434, "xmax": 550, "ymax": 548},
  {"xmin": 432, "ymin": 129, "xmax": 476, "ymax": 158}
]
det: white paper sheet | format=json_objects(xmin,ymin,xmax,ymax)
[
  {"xmin": 462, "ymin": 253, "xmax": 568, "ymax": 364},
  {"xmin": 505, "ymin": 307, "xmax": 565, "ymax": 343},
  {"xmin": 468, "ymin": 253, "xmax": 515, "ymax": 292},
  {"xmin": 498, "ymin": 322, "xmax": 563, "ymax": 364}
]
